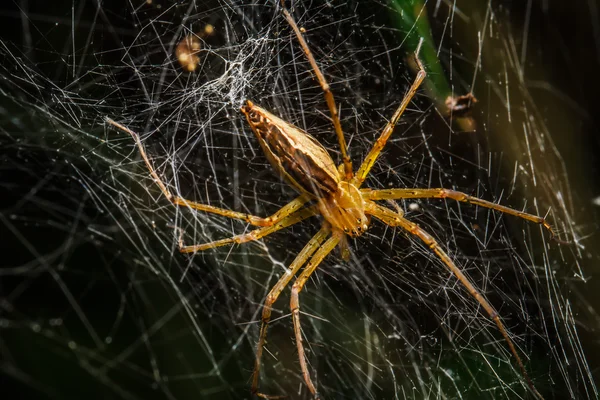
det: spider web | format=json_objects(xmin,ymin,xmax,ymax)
[{"xmin": 1, "ymin": 1, "xmax": 599, "ymax": 399}]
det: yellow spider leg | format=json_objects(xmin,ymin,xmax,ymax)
[
  {"xmin": 362, "ymin": 187, "xmax": 555, "ymax": 237},
  {"xmin": 290, "ymin": 232, "xmax": 342, "ymax": 399},
  {"xmin": 251, "ymin": 225, "xmax": 330, "ymax": 399},
  {"xmin": 106, "ymin": 117, "xmax": 310, "ymax": 226},
  {"xmin": 176, "ymin": 206, "xmax": 318, "ymax": 253},
  {"xmin": 365, "ymin": 201, "xmax": 545, "ymax": 400},
  {"xmin": 352, "ymin": 41, "xmax": 426, "ymax": 187},
  {"xmin": 281, "ymin": 3, "xmax": 353, "ymax": 180}
]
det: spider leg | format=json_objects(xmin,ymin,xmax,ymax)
[
  {"xmin": 290, "ymin": 232, "xmax": 342, "ymax": 398},
  {"xmin": 362, "ymin": 187, "xmax": 555, "ymax": 238},
  {"xmin": 353, "ymin": 41, "xmax": 426, "ymax": 187},
  {"xmin": 251, "ymin": 225, "xmax": 330, "ymax": 399},
  {"xmin": 280, "ymin": 2, "xmax": 353, "ymax": 180},
  {"xmin": 107, "ymin": 117, "xmax": 310, "ymax": 226},
  {"xmin": 365, "ymin": 201, "xmax": 545, "ymax": 400},
  {"xmin": 176, "ymin": 206, "xmax": 318, "ymax": 253}
]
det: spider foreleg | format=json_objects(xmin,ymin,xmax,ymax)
[
  {"xmin": 365, "ymin": 201, "xmax": 545, "ymax": 400},
  {"xmin": 362, "ymin": 187, "xmax": 556, "ymax": 238},
  {"xmin": 107, "ymin": 117, "xmax": 310, "ymax": 227},
  {"xmin": 251, "ymin": 225, "xmax": 330, "ymax": 398},
  {"xmin": 290, "ymin": 232, "xmax": 342, "ymax": 398},
  {"xmin": 177, "ymin": 206, "xmax": 318, "ymax": 253},
  {"xmin": 338, "ymin": 235, "xmax": 351, "ymax": 261}
]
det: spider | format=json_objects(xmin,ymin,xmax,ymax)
[{"xmin": 107, "ymin": 3, "xmax": 555, "ymax": 399}]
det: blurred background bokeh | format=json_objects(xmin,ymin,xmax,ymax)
[{"xmin": 1, "ymin": 1, "xmax": 599, "ymax": 399}]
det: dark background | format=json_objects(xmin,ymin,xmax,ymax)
[{"xmin": 1, "ymin": 0, "xmax": 599, "ymax": 399}]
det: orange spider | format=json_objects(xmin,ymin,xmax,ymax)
[{"xmin": 107, "ymin": 3, "xmax": 553, "ymax": 399}]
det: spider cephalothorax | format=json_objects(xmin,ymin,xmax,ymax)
[{"xmin": 317, "ymin": 181, "xmax": 370, "ymax": 237}]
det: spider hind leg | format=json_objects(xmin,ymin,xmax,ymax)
[
  {"xmin": 281, "ymin": 2, "xmax": 353, "ymax": 180},
  {"xmin": 106, "ymin": 117, "xmax": 310, "ymax": 227}
]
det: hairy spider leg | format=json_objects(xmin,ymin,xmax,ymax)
[
  {"xmin": 362, "ymin": 188, "xmax": 555, "ymax": 237},
  {"xmin": 251, "ymin": 225, "xmax": 330, "ymax": 399},
  {"xmin": 281, "ymin": 3, "xmax": 353, "ymax": 180},
  {"xmin": 366, "ymin": 201, "xmax": 545, "ymax": 400},
  {"xmin": 176, "ymin": 206, "xmax": 318, "ymax": 253},
  {"xmin": 106, "ymin": 117, "xmax": 310, "ymax": 227},
  {"xmin": 290, "ymin": 232, "xmax": 342, "ymax": 399},
  {"xmin": 352, "ymin": 39, "xmax": 427, "ymax": 187}
]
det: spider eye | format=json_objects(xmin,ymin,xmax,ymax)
[
  {"xmin": 343, "ymin": 227, "xmax": 350, "ymax": 233},
  {"xmin": 357, "ymin": 218, "xmax": 362, "ymax": 223}
]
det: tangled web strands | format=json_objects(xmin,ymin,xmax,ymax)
[{"xmin": 1, "ymin": 1, "xmax": 597, "ymax": 399}]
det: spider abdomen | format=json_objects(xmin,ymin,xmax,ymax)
[{"xmin": 241, "ymin": 100, "xmax": 340, "ymax": 197}]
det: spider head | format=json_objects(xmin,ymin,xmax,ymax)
[{"xmin": 319, "ymin": 182, "xmax": 370, "ymax": 237}]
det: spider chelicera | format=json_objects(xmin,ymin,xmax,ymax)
[{"xmin": 107, "ymin": 3, "xmax": 554, "ymax": 399}]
